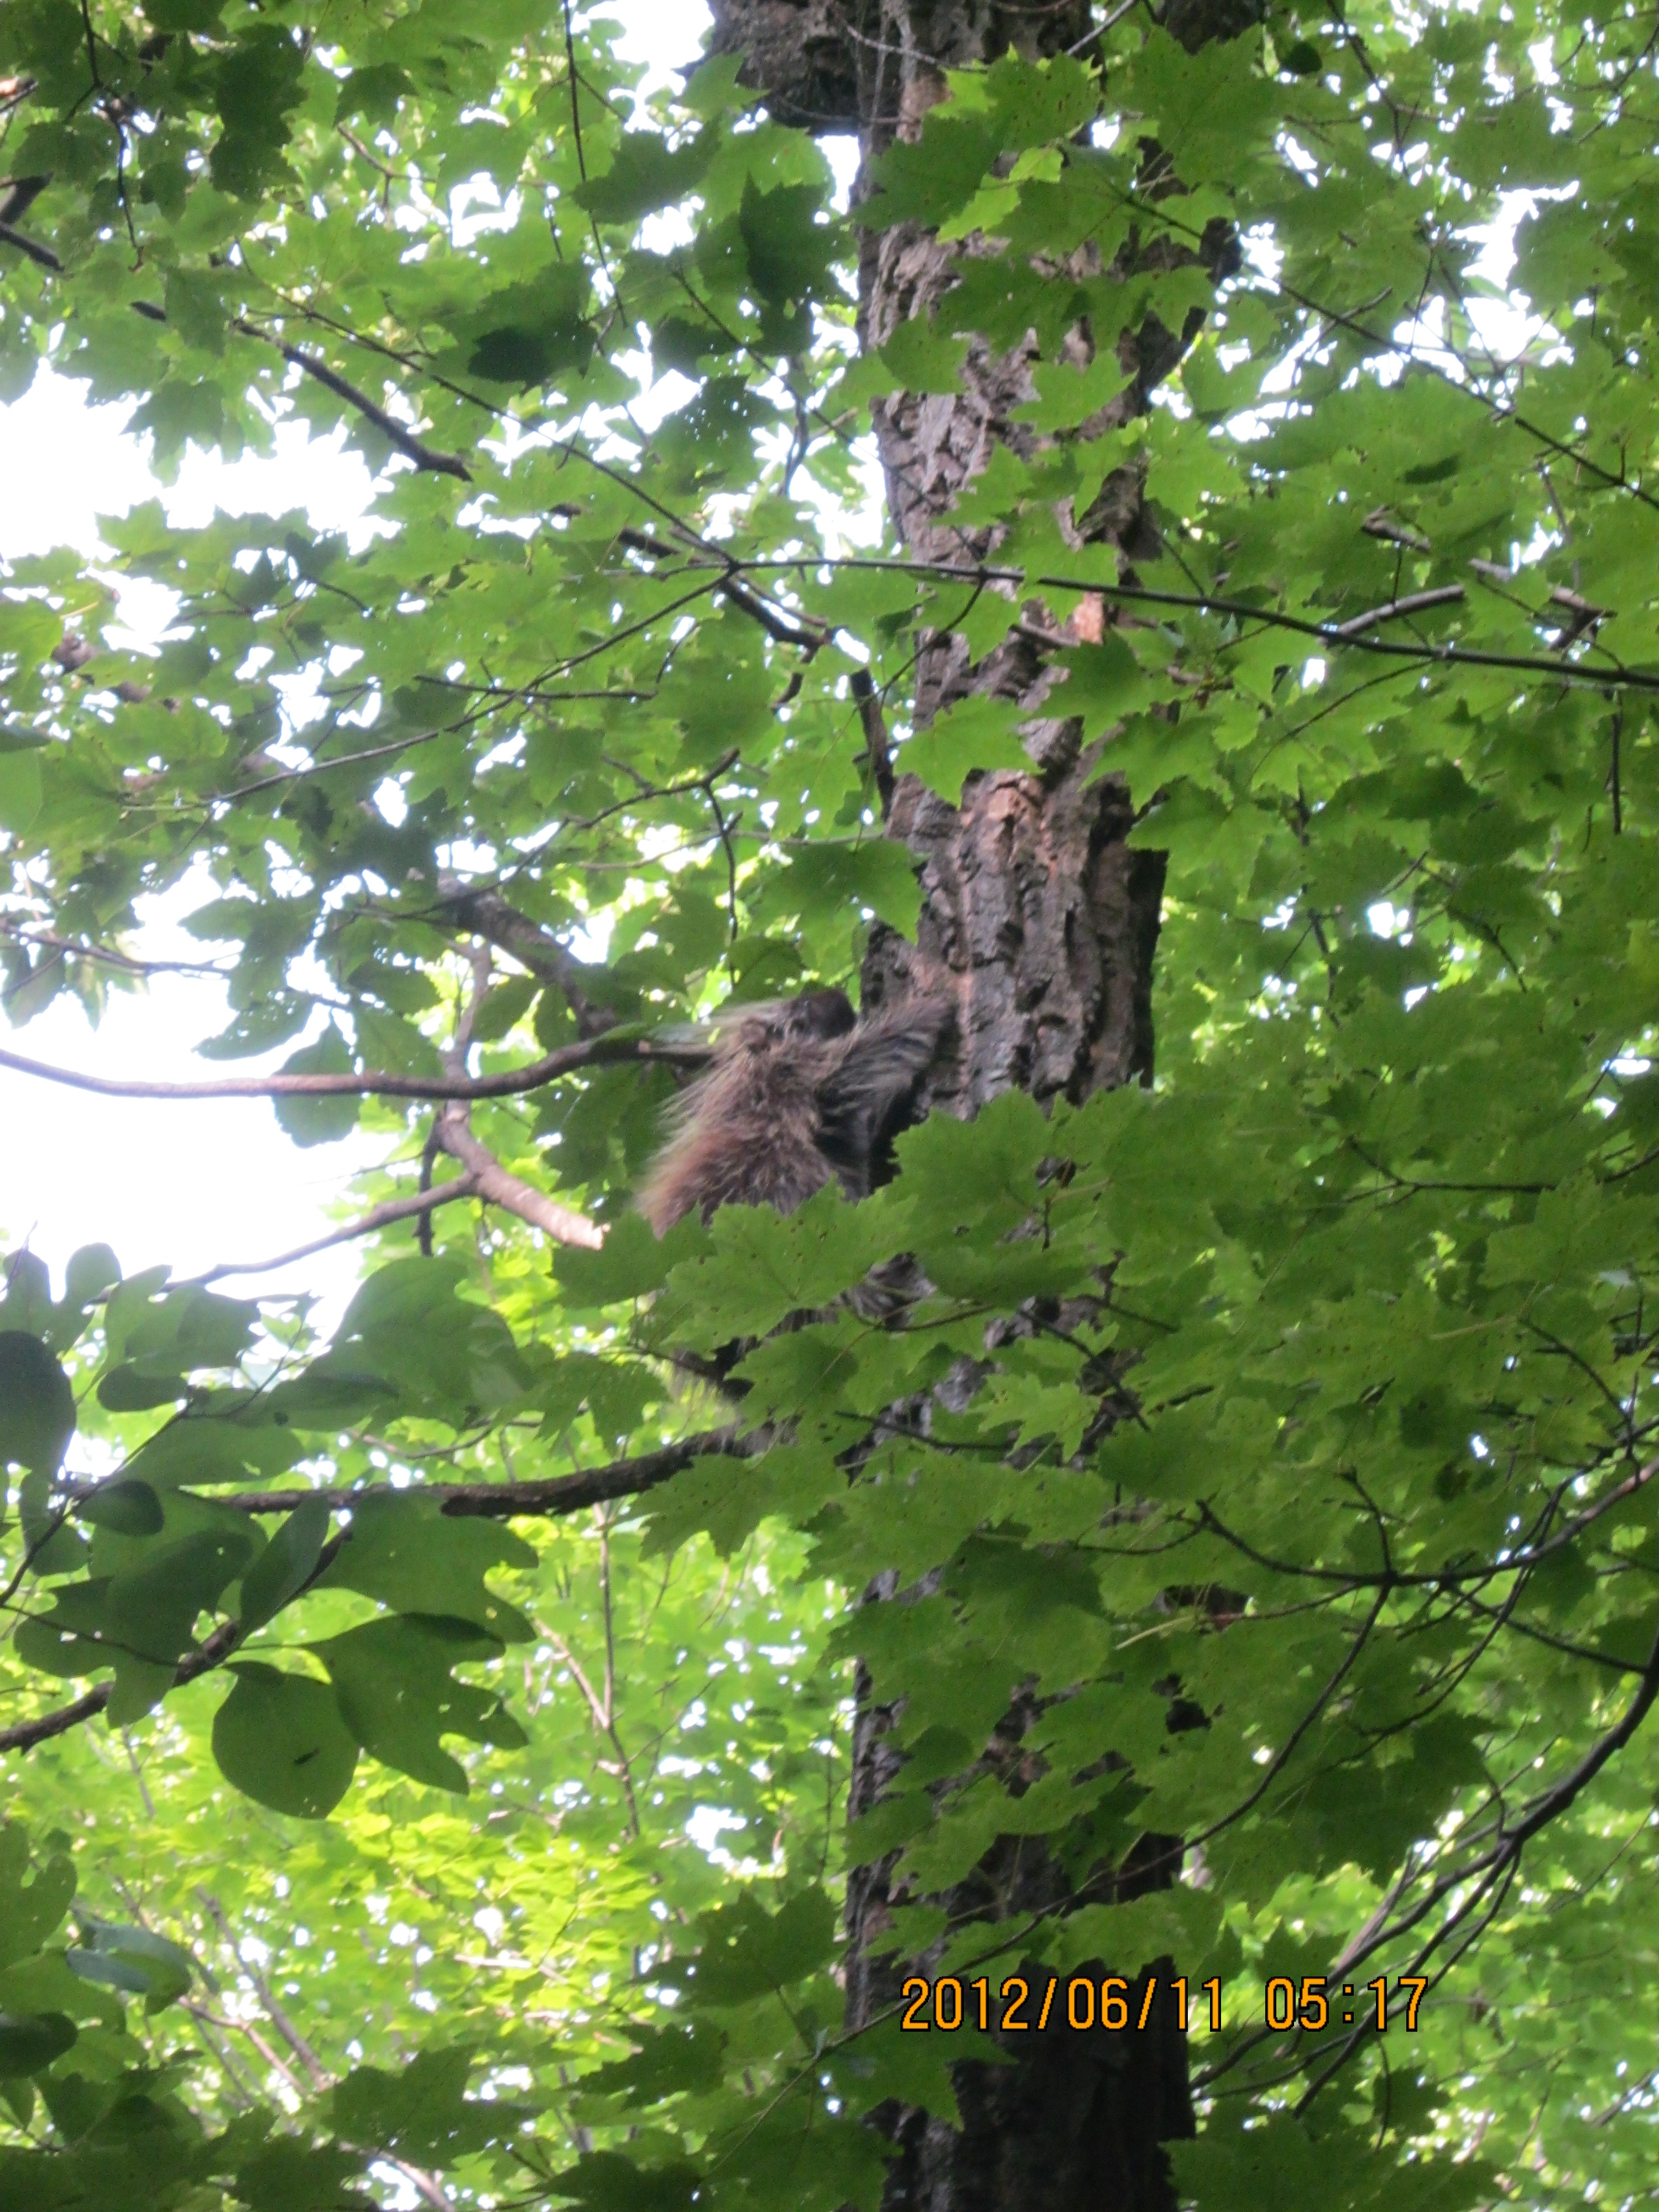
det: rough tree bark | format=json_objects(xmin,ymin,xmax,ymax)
[{"xmin": 701, "ymin": 2, "xmax": 1252, "ymax": 2205}]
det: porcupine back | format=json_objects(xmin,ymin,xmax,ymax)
[
  {"xmin": 637, "ymin": 1019, "xmax": 844, "ymax": 1233},
  {"xmin": 637, "ymin": 990, "xmax": 948, "ymax": 1236}
]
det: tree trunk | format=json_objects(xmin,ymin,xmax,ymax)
[{"xmin": 705, "ymin": 3, "xmax": 1244, "ymax": 2202}]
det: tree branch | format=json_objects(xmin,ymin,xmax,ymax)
[
  {"xmin": 0, "ymin": 219, "xmax": 61, "ymax": 269},
  {"xmin": 197, "ymin": 1891, "xmax": 331, "ymax": 2090},
  {"xmin": 185, "ymin": 1176, "xmax": 482, "ymax": 1285},
  {"xmin": 1360, "ymin": 508, "xmax": 1431, "ymax": 552},
  {"xmin": 429, "ymin": 877, "xmax": 617, "ymax": 1039},
  {"xmin": 0, "ymin": 1027, "xmax": 699, "ymax": 1105},
  {"xmin": 0, "ymin": 921, "xmax": 227, "ymax": 980},
  {"xmin": 0, "ymin": 1619, "xmax": 239, "ymax": 1756},
  {"xmin": 1, "ymin": 1426, "xmax": 739, "ymax": 1756},
  {"xmin": 130, "ymin": 300, "xmax": 472, "ymax": 479},
  {"xmin": 415, "ymin": 945, "xmax": 605, "ymax": 1248},
  {"xmin": 1329, "ymin": 585, "xmax": 1466, "ymax": 638},
  {"xmin": 156, "ymin": 1427, "xmax": 754, "ymax": 1520},
  {"xmin": 849, "ymin": 669, "xmax": 895, "ymax": 816},
  {"xmin": 714, "ymin": 572, "xmax": 827, "ymax": 649},
  {"xmin": 735, "ymin": 555, "xmax": 1659, "ymax": 694},
  {"xmin": 431, "ymin": 1106, "xmax": 603, "ymax": 1250},
  {"xmin": 242, "ymin": 320, "xmax": 473, "ymax": 482}
]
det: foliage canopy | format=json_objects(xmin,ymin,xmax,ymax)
[{"xmin": 3, "ymin": 0, "xmax": 1659, "ymax": 2203}]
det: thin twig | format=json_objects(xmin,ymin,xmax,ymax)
[
  {"xmin": 1329, "ymin": 585, "xmax": 1465, "ymax": 638},
  {"xmin": 733, "ymin": 555, "xmax": 1659, "ymax": 695},
  {"xmin": 185, "ymin": 1176, "xmax": 482, "ymax": 1285},
  {"xmin": 130, "ymin": 300, "xmax": 471, "ymax": 479},
  {"xmin": 0, "ymin": 1621, "xmax": 237, "ymax": 1755}
]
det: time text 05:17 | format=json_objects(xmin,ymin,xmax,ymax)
[{"xmin": 1266, "ymin": 1976, "xmax": 1427, "ymax": 2032}]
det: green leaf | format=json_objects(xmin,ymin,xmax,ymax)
[
  {"xmin": 577, "ymin": 135, "xmax": 713, "ymax": 225},
  {"xmin": 318, "ymin": 1613, "xmax": 524, "ymax": 1792},
  {"xmin": 0, "ymin": 752, "xmax": 43, "ymax": 836},
  {"xmin": 212, "ymin": 1663, "xmax": 360, "ymax": 1818},
  {"xmin": 329, "ymin": 2043, "xmax": 527, "ymax": 2164},
  {"xmin": 272, "ymin": 1026, "xmax": 361, "ymax": 1147},
  {"xmin": 901, "ymin": 694, "xmax": 1032, "ymax": 800},
  {"xmin": 210, "ymin": 27, "xmax": 307, "ymax": 200},
  {"xmin": 237, "ymin": 1497, "xmax": 331, "ymax": 1632},
  {"xmin": 316, "ymin": 1493, "xmax": 535, "ymax": 1641},
  {"xmin": 464, "ymin": 265, "xmax": 594, "ymax": 388},
  {"xmin": 75, "ymin": 1480, "xmax": 164, "ymax": 1536},
  {"xmin": 103, "ymin": 1524, "xmax": 261, "ymax": 1670},
  {"xmin": 0, "ymin": 1829, "xmax": 76, "ymax": 1973},
  {"xmin": 67, "ymin": 1921, "xmax": 192, "ymax": 2011},
  {"xmin": 335, "ymin": 65, "xmax": 413, "ymax": 127},
  {"xmin": 0, "ymin": 1335, "xmax": 74, "ymax": 1476},
  {"xmin": 684, "ymin": 1888, "xmax": 837, "ymax": 2005},
  {"xmin": 0, "ymin": 2013, "xmax": 76, "ymax": 2079},
  {"xmin": 783, "ymin": 839, "xmax": 922, "ymax": 938}
]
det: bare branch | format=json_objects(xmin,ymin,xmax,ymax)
[
  {"xmin": 1361, "ymin": 508, "xmax": 1431, "ymax": 552},
  {"xmin": 0, "ymin": 218, "xmax": 61, "ymax": 269},
  {"xmin": 197, "ymin": 1892, "xmax": 330, "ymax": 2091},
  {"xmin": 185, "ymin": 1176, "xmax": 482, "ymax": 1285},
  {"xmin": 1326, "ymin": 585, "xmax": 1466, "ymax": 638},
  {"xmin": 430, "ymin": 877, "xmax": 617, "ymax": 1039},
  {"xmin": 737, "ymin": 555, "xmax": 1659, "ymax": 695},
  {"xmin": 0, "ymin": 1620, "xmax": 238, "ymax": 1756},
  {"xmin": 1548, "ymin": 585, "xmax": 1610, "ymax": 650},
  {"xmin": 0, "ymin": 1683, "xmax": 108, "ymax": 1754},
  {"xmin": 156, "ymin": 1426, "xmax": 754, "ymax": 1520},
  {"xmin": 237, "ymin": 316, "xmax": 471, "ymax": 478},
  {"xmin": 849, "ymin": 669, "xmax": 895, "ymax": 816},
  {"xmin": 715, "ymin": 573, "xmax": 827, "ymax": 649},
  {"xmin": 1192, "ymin": 1454, "xmax": 1658, "ymax": 1591},
  {"xmin": 0, "ymin": 922, "xmax": 227, "ymax": 982},
  {"xmin": 130, "ymin": 299, "xmax": 471, "ymax": 479},
  {"xmin": 1505, "ymin": 1612, "xmax": 1659, "ymax": 1849},
  {"xmin": 409, "ymin": 947, "xmax": 606, "ymax": 1248},
  {"xmin": 0, "ymin": 1027, "xmax": 699, "ymax": 1105}
]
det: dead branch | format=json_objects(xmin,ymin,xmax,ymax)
[
  {"xmin": 0, "ymin": 922, "xmax": 227, "ymax": 982},
  {"xmin": 1548, "ymin": 585, "xmax": 1611, "ymax": 651},
  {"xmin": 431, "ymin": 1104, "xmax": 602, "ymax": 1249},
  {"xmin": 849, "ymin": 668, "xmax": 895, "ymax": 816},
  {"xmin": 1360, "ymin": 507, "xmax": 1431, "ymax": 552}
]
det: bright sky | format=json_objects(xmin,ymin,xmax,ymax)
[{"xmin": 0, "ymin": 0, "xmax": 713, "ymax": 1321}]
